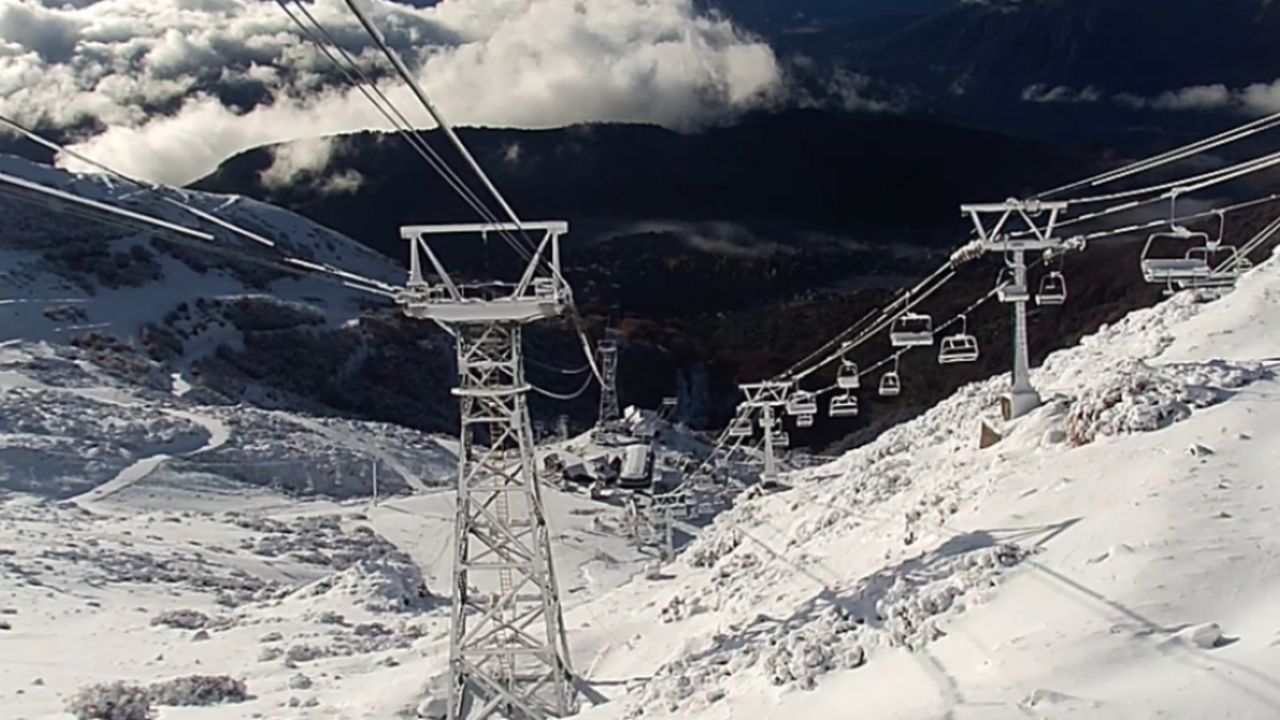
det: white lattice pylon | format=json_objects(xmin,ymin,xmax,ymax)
[{"xmin": 398, "ymin": 222, "xmax": 575, "ymax": 720}]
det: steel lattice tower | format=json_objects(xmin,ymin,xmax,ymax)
[
  {"xmin": 596, "ymin": 334, "xmax": 621, "ymax": 426},
  {"xmin": 398, "ymin": 222, "xmax": 575, "ymax": 720}
]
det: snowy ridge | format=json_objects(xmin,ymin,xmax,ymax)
[
  {"xmin": 0, "ymin": 153, "xmax": 398, "ymax": 349},
  {"xmin": 567, "ymin": 248, "xmax": 1280, "ymax": 719}
]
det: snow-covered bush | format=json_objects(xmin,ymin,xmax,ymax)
[
  {"xmin": 291, "ymin": 557, "xmax": 432, "ymax": 612},
  {"xmin": 685, "ymin": 525, "xmax": 741, "ymax": 568},
  {"xmin": 150, "ymin": 609, "xmax": 208, "ymax": 630},
  {"xmin": 258, "ymin": 646, "xmax": 284, "ymax": 662},
  {"xmin": 148, "ymin": 675, "xmax": 248, "ymax": 706},
  {"xmin": 286, "ymin": 644, "xmax": 328, "ymax": 663},
  {"xmin": 876, "ymin": 543, "xmax": 1025, "ymax": 650},
  {"xmin": 1065, "ymin": 359, "xmax": 1264, "ymax": 446},
  {"xmin": 66, "ymin": 681, "xmax": 152, "ymax": 720}
]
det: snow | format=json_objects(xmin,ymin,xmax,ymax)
[
  {"xmin": 3, "ymin": 152, "xmax": 1279, "ymax": 718},
  {"xmin": 562, "ymin": 246, "xmax": 1280, "ymax": 720}
]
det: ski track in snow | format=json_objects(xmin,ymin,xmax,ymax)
[
  {"xmin": 73, "ymin": 407, "xmax": 231, "ymax": 505},
  {"xmin": 286, "ymin": 414, "xmax": 431, "ymax": 494}
]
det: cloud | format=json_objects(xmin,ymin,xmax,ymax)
[
  {"xmin": 1026, "ymin": 80, "xmax": 1280, "ymax": 115},
  {"xmin": 1021, "ymin": 83, "xmax": 1101, "ymax": 104},
  {"xmin": 0, "ymin": 0, "xmax": 782, "ymax": 185},
  {"xmin": 608, "ymin": 220, "xmax": 792, "ymax": 258},
  {"xmin": 1239, "ymin": 81, "xmax": 1280, "ymax": 114},
  {"xmin": 260, "ymin": 134, "xmax": 339, "ymax": 189},
  {"xmin": 0, "ymin": 1, "xmax": 82, "ymax": 62},
  {"xmin": 827, "ymin": 69, "xmax": 902, "ymax": 113}
]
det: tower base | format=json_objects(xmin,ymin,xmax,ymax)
[{"xmin": 1001, "ymin": 388, "xmax": 1042, "ymax": 421}]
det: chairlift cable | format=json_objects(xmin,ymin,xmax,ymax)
[
  {"xmin": 1062, "ymin": 149, "xmax": 1280, "ymax": 206},
  {"xmin": 781, "ymin": 261, "xmax": 955, "ymax": 381},
  {"xmin": 1075, "ymin": 192, "xmax": 1280, "ymax": 244},
  {"xmin": 530, "ymin": 374, "xmax": 596, "ymax": 401},
  {"xmin": 333, "ymin": 0, "xmax": 607, "ymax": 389},
  {"xmin": 0, "ymin": 114, "xmax": 278, "ymax": 251},
  {"xmin": 0, "ymin": 113, "xmax": 405, "ymax": 297},
  {"xmin": 788, "ymin": 267, "xmax": 957, "ymax": 383},
  {"xmin": 0, "ymin": 176, "xmax": 396, "ymax": 299},
  {"xmin": 275, "ymin": 0, "xmax": 534, "ymax": 265},
  {"xmin": 1220, "ymin": 213, "xmax": 1280, "ymax": 273},
  {"xmin": 526, "ymin": 354, "xmax": 593, "ymax": 376},
  {"xmin": 1007, "ymin": 153, "xmax": 1280, "ymax": 243},
  {"xmin": 1040, "ymin": 111, "xmax": 1280, "ymax": 199},
  {"xmin": 340, "ymin": 0, "xmax": 540, "ymax": 258}
]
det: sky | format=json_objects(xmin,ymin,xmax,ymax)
[
  {"xmin": 3, "ymin": 0, "xmax": 1278, "ymax": 190},
  {"xmin": 0, "ymin": 0, "xmax": 783, "ymax": 185}
]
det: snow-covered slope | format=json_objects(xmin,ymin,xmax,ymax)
[
  {"xmin": 0, "ymin": 154, "xmax": 469, "ymax": 436},
  {"xmin": 561, "ymin": 248, "xmax": 1280, "ymax": 719},
  {"xmin": 0, "ymin": 156, "xmax": 469, "ymax": 500},
  {"xmin": 0, "ymin": 153, "xmax": 398, "ymax": 346},
  {"xmin": 4, "ymin": 152, "xmax": 1279, "ymax": 719}
]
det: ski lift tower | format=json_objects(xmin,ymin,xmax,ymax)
[
  {"xmin": 960, "ymin": 199, "xmax": 1081, "ymax": 420},
  {"xmin": 739, "ymin": 381, "xmax": 792, "ymax": 486},
  {"xmin": 596, "ymin": 330, "xmax": 621, "ymax": 429},
  {"xmin": 397, "ymin": 221, "xmax": 575, "ymax": 720}
]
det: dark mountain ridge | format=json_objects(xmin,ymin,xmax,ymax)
[
  {"xmin": 759, "ymin": 0, "xmax": 1280, "ymax": 150},
  {"xmin": 196, "ymin": 109, "xmax": 1100, "ymax": 318}
]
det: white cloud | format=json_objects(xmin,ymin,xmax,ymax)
[
  {"xmin": 0, "ymin": 0, "xmax": 782, "ymax": 185},
  {"xmin": 260, "ymin": 134, "xmax": 339, "ymax": 189},
  {"xmin": 317, "ymin": 168, "xmax": 363, "ymax": 195},
  {"xmin": 1021, "ymin": 83, "xmax": 1101, "ymax": 105},
  {"xmin": 1033, "ymin": 80, "xmax": 1280, "ymax": 115},
  {"xmin": 1240, "ymin": 80, "xmax": 1280, "ymax": 114},
  {"xmin": 828, "ymin": 69, "xmax": 901, "ymax": 113},
  {"xmin": 1147, "ymin": 84, "xmax": 1234, "ymax": 111}
]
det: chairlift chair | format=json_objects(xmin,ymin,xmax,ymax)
[
  {"xmin": 1140, "ymin": 224, "xmax": 1214, "ymax": 285},
  {"xmin": 937, "ymin": 316, "xmax": 979, "ymax": 365},
  {"xmin": 998, "ymin": 282, "xmax": 1031, "ymax": 304},
  {"xmin": 995, "ymin": 267, "xmax": 1031, "ymax": 303},
  {"xmin": 769, "ymin": 430, "xmax": 790, "ymax": 449},
  {"xmin": 786, "ymin": 390, "xmax": 818, "ymax": 416},
  {"xmin": 889, "ymin": 312, "xmax": 934, "ymax": 348},
  {"xmin": 1036, "ymin": 271, "xmax": 1067, "ymax": 306},
  {"xmin": 829, "ymin": 393, "xmax": 859, "ymax": 418},
  {"xmin": 879, "ymin": 371, "xmax": 902, "ymax": 398},
  {"xmin": 1187, "ymin": 244, "xmax": 1248, "ymax": 291},
  {"xmin": 879, "ymin": 357, "xmax": 902, "ymax": 398},
  {"xmin": 796, "ymin": 413, "xmax": 815, "ymax": 429},
  {"xmin": 836, "ymin": 359, "xmax": 861, "ymax": 390},
  {"xmin": 727, "ymin": 415, "xmax": 753, "ymax": 438}
]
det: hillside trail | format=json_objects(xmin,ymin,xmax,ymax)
[
  {"xmin": 71, "ymin": 407, "xmax": 230, "ymax": 505},
  {"xmin": 0, "ymin": 364, "xmax": 238, "ymax": 505},
  {"xmin": 285, "ymin": 414, "xmax": 431, "ymax": 494}
]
